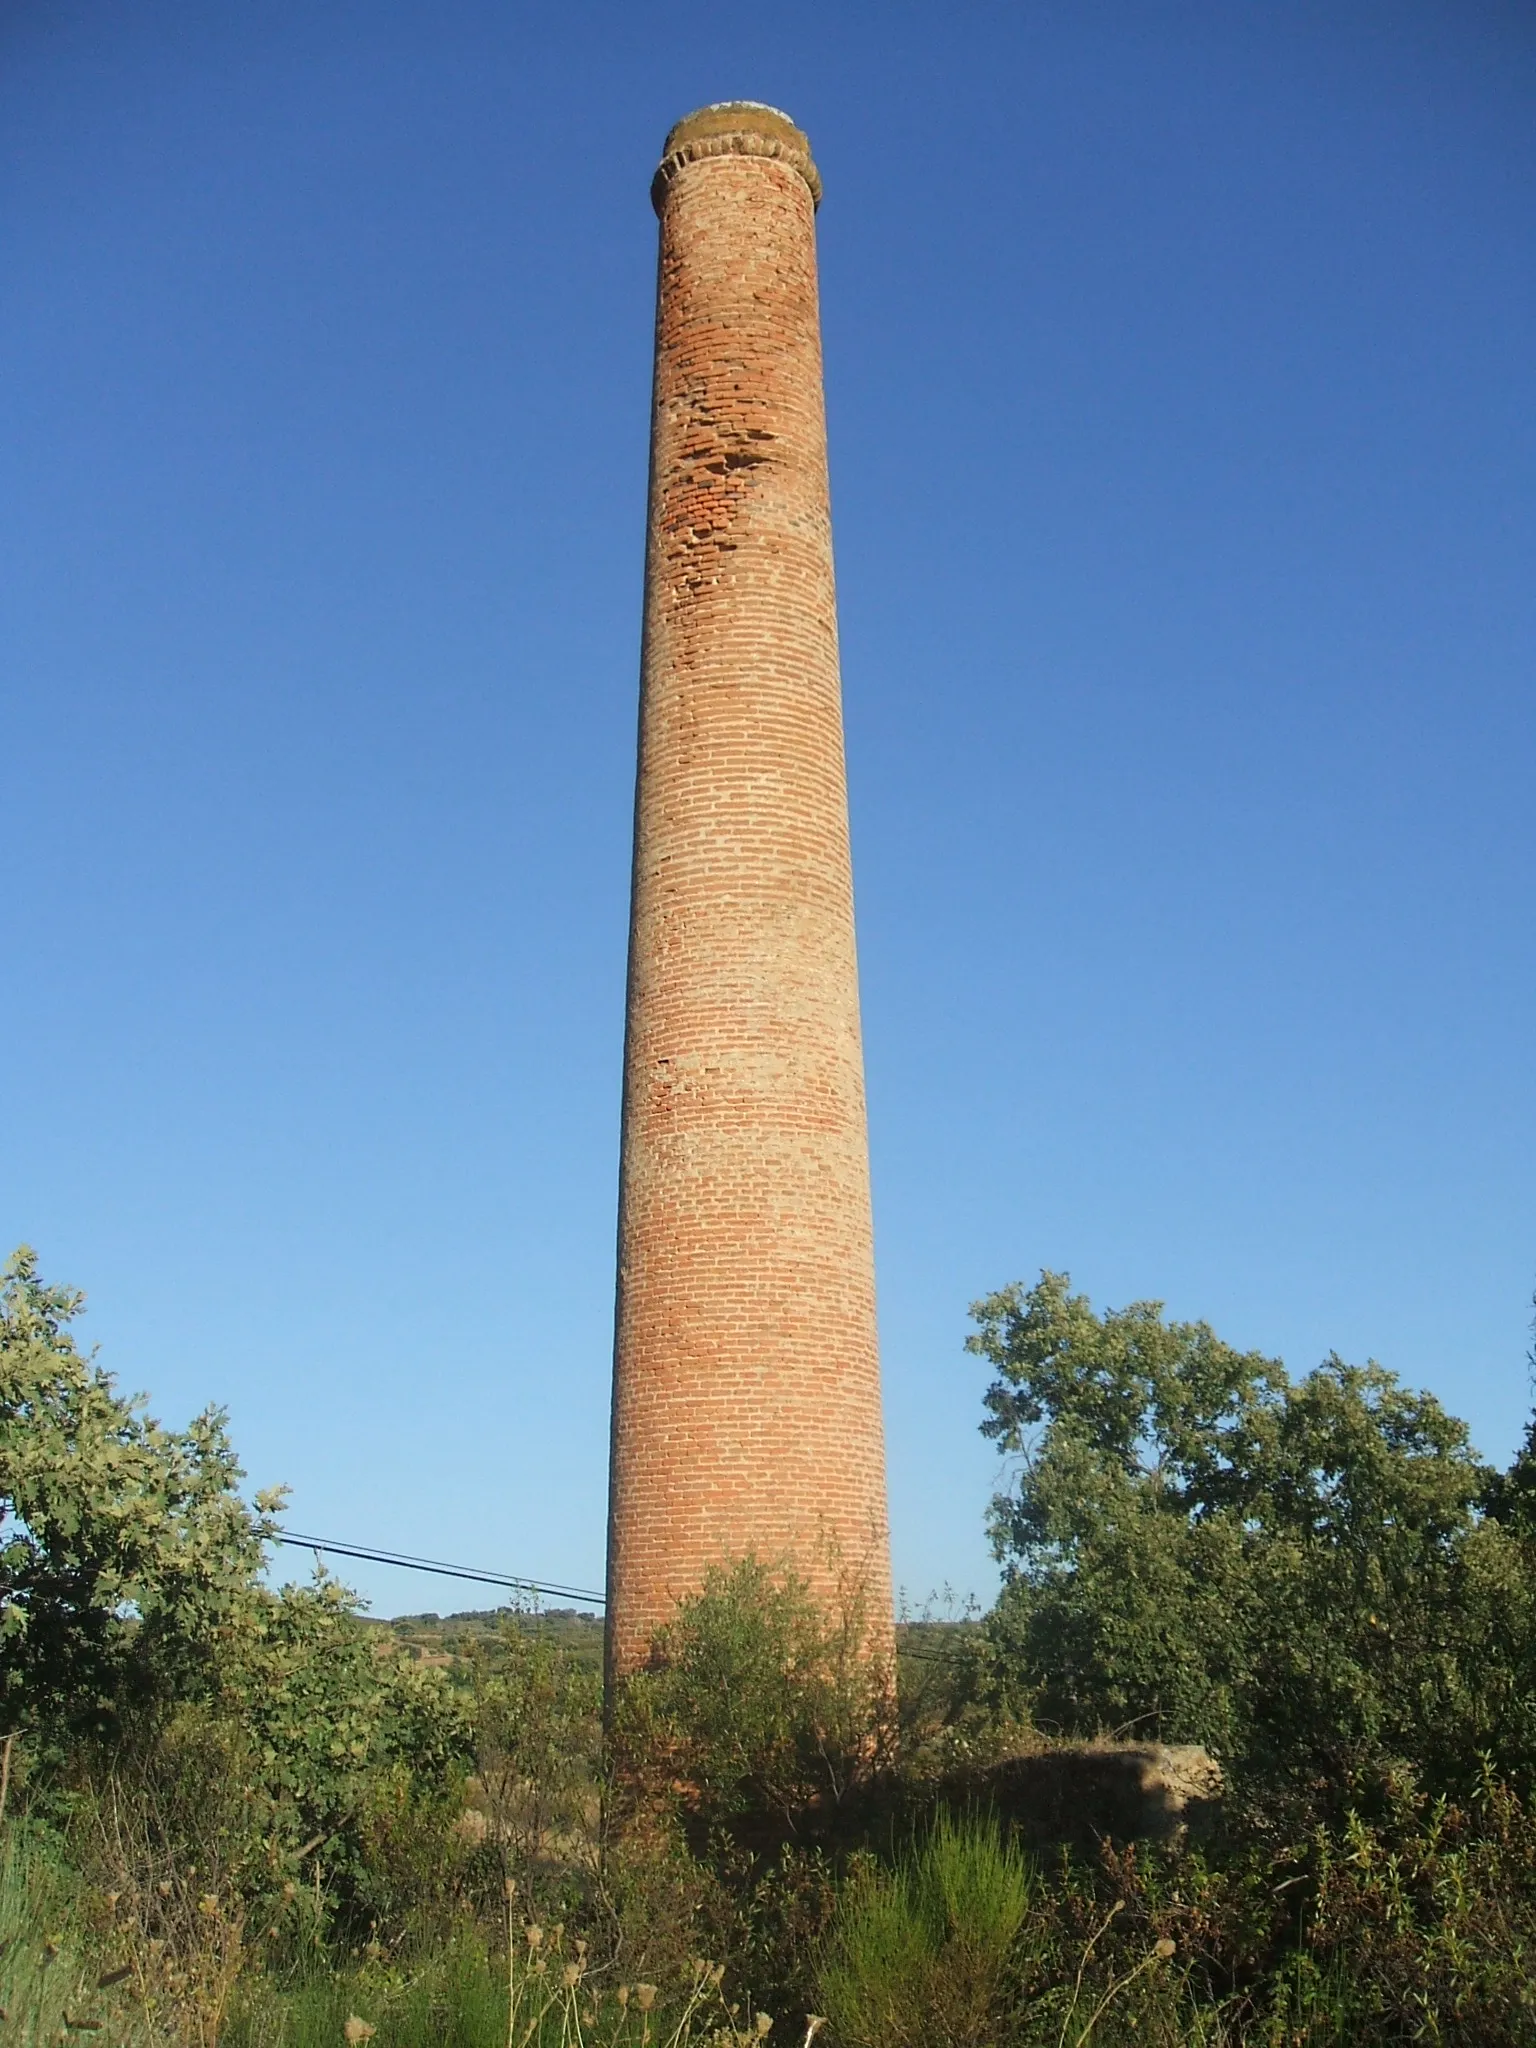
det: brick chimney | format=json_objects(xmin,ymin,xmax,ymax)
[{"xmin": 606, "ymin": 104, "xmax": 894, "ymax": 1684}]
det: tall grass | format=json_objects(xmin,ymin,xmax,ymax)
[
  {"xmin": 229, "ymin": 1934, "xmax": 787, "ymax": 2048},
  {"xmin": 0, "ymin": 1808, "xmax": 1367, "ymax": 2048},
  {"xmin": 225, "ymin": 1937, "xmax": 507, "ymax": 2048},
  {"xmin": 0, "ymin": 1820, "xmax": 153, "ymax": 2046},
  {"xmin": 0, "ymin": 1818, "xmax": 778, "ymax": 2048}
]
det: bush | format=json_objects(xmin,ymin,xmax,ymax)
[
  {"xmin": 612, "ymin": 1556, "xmax": 893, "ymax": 1841},
  {"xmin": 212, "ymin": 1576, "xmax": 474, "ymax": 1943},
  {"xmin": 970, "ymin": 1768, "xmax": 1536, "ymax": 2046},
  {"xmin": 14, "ymin": 1242, "xmax": 1536, "ymax": 2044},
  {"xmin": 817, "ymin": 1814, "xmax": 1030, "ymax": 2048},
  {"xmin": 465, "ymin": 1610, "xmax": 603, "ymax": 1917},
  {"xmin": 1279, "ymin": 1766, "xmax": 1536, "ymax": 2043}
]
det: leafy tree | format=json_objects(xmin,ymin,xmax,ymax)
[
  {"xmin": 0, "ymin": 1246, "xmax": 475, "ymax": 1939},
  {"xmin": 1480, "ymin": 1289, "xmax": 1536, "ymax": 1535},
  {"xmin": 0, "ymin": 1245, "xmax": 280, "ymax": 1741},
  {"xmin": 971, "ymin": 1271, "xmax": 1536, "ymax": 1808}
]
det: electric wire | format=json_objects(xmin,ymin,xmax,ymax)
[
  {"xmin": 273, "ymin": 1530, "xmax": 605, "ymax": 1607},
  {"xmin": 271, "ymin": 1530, "xmax": 980, "ymax": 1661}
]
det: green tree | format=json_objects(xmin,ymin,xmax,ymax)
[
  {"xmin": 1480, "ymin": 1288, "xmax": 1536, "ymax": 1535},
  {"xmin": 971, "ymin": 1271, "xmax": 1536, "ymax": 1807},
  {"xmin": 0, "ymin": 1247, "xmax": 475, "ymax": 1940},
  {"xmin": 0, "ymin": 1245, "xmax": 280, "ymax": 1742}
]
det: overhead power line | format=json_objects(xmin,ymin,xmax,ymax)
[
  {"xmin": 271, "ymin": 1531, "xmax": 980, "ymax": 1662},
  {"xmin": 273, "ymin": 1530, "xmax": 605, "ymax": 1608}
]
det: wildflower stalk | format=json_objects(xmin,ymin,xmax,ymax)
[
  {"xmin": 1070, "ymin": 1938, "xmax": 1178, "ymax": 2048},
  {"xmin": 505, "ymin": 1882, "xmax": 519, "ymax": 2048},
  {"xmin": 1056, "ymin": 1898, "xmax": 1125, "ymax": 2048}
]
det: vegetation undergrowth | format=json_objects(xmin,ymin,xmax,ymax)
[
  {"xmin": 8, "ymin": 1245, "xmax": 1536, "ymax": 2042},
  {"xmin": 0, "ymin": 1811, "xmax": 155, "ymax": 2046}
]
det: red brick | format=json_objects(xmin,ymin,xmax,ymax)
[{"xmin": 606, "ymin": 105, "xmax": 895, "ymax": 1685}]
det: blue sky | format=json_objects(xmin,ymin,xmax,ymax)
[{"xmin": 4, "ymin": 1, "xmax": 1533, "ymax": 1617}]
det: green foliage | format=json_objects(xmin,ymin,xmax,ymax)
[
  {"xmin": 1029, "ymin": 1768, "xmax": 1536, "ymax": 2046},
  {"xmin": 818, "ymin": 1814, "xmax": 1031, "ymax": 2048},
  {"xmin": 1290, "ymin": 1765, "xmax": 1536, "ymax": 2043},
  {"xmin": 228, "ymin": 1914, "xmax": 786, "ymax": 2048},
  {"xmin": 971, "ymin": 1270, "xmax": 1536, "ymax": 1805},
  {"xmin": 613, "ymin": 1557, "xmax": 892, "ymax": 1836},
  {"xmin": 603, "ymin": 1561, "xmax": 895, "ymax": 2019},
  {"xmin": 212, "ymin": 1575, "xmax": 474, "ymax": 1935},
  {"xmin": 0, "ymin": 1246, "xmax": 281, "ymax": 1742},
  {"xmin": 225, "ymin": 1935, "xmax": 508, "ymax": 2048},
  {"xmin": 56, "ymin": 1624, "xmax": 476, "ymax": 2037},
  {"xmin": 1478, "ymin": 1289, "xmax": 1536, "ymax": 1537},
  {"xmin": 0, "ymin": 1818, "xmax": 155, "ymax": 2045},
  {"xmin": 465, "ymin": 1610, "xmax": 602, "ymax": 1912},
  {"xmin": 816, "ymin": 1775, "xmax": 1536, "ymax": 2045},
  {"xmin": 13, "ymin": 1239, "xmax": 1536, "ymax": 2043},
  {"xmin": 0, "ymin": 1830, "xmax": 774, "ymax": 2048},
  {"xmin": 1, "ymin": 1246, "xmax": 476, "ymax": 1948}
]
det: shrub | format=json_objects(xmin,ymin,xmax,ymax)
[
  {"xmin": 817, "ymin": 1814, "xmax": 1030, "ymax": 2048},
  {"xmin": 988, "ymin": 1769, "xmax": 1536, "ymax": 2046},
  {"xmin": 612, "ymin": 1556, "xmax": 893, "ymax": 1842},
  {"xmin": 56, "ymin": 1580, "xmax": 476, "ymax": 1966},
  {"xmin": 212, "ymin": 1575, "xmax": 474, "ymax": 1942},
  {"xmin": 1282, "ymin": 1765, "xmax": 1536, "ymax": 2044}
]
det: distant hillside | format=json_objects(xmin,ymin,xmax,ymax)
[
  {"xmin": 367, "ymin": 1606, "xmax": 982, "ymax": 1685},
  {"xmin": 372, "ymin": 1606, "xmax": 605, "ymax": 1670}
]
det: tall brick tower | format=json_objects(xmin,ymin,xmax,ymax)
[{"xmin": 606, "ymin": 104, "xmax": 894, "ymax": 1683}]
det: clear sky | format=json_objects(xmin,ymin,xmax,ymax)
[{"xmin": 4, "ymin": 1, "xmax": 1533, "ymax": 1618}]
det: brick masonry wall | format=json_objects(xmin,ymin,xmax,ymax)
[{"xmin": 606, "ymin": 106, "xmax": 895, "ymax": 1683}]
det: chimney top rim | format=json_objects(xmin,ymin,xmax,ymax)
[{"xmin": 653, "ymin": 103, "xmax": 821, "ymax": 214}]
